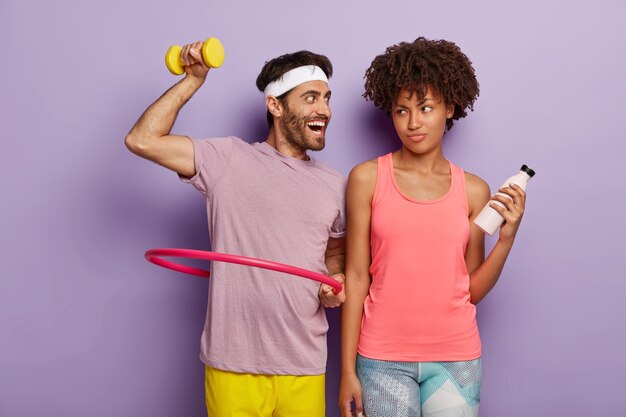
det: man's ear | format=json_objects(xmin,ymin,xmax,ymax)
[{"xmin": 266, "ymin": 96, "xmax": 283, "ymax": 118}]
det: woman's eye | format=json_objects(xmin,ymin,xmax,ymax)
[
  {"xmin": 423, "ymin": 106, "xmax": 433, "ymax": 112},
  {"xmin": 396, "ymin": 109, "xmax": 407, "ymax": 115}
]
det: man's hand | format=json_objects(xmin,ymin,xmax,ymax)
[
  {"xmin": 319, "ymin": 273, "xmax": 346, "ymax": 308},
  {"xmin": 180, "ymin": 41, "xmax": 211, "ymax": 80}
]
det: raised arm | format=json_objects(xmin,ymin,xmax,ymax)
[
  {"xmin": 339, "ymin": 160, "xmax": 376, "ymax": 417},
  {"xmin": 124, "ymin": 41, "xmax": 211, "ymax": 177},
  {"xmin": 464, "ymin": 172, "xmax": 527, "ymax": 304}
]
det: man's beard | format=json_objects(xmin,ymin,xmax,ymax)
[{"xmin": 279, "ymin": 107, "xmax": 326, "ymax": 152}]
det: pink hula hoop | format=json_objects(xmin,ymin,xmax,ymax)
[{"xmin": 144, "ymin": 248, "xmax": 342, "ymax": 294}]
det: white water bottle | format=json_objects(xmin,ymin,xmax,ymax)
[{"xmin": 474, "ymin": 165, "xmax": 535, "ymax": 235}]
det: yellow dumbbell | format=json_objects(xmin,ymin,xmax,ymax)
[{"xmin": 165, "ymin": 37, "xmax": 225, "ymax": 75}]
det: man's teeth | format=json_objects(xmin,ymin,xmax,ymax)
[{"xmin": 307, "ymin": 121, "xmax": 326, "ymax": 127}]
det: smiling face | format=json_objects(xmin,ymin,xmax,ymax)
[
  {"xmin": 275, "ymin": 80, "xmax": 331, "ymax": 153},
  {"xmin": 392, "ymin": 86, "xmax": 454, "ymax": 154}
]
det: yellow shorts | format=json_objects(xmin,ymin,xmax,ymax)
[{"xmin": 205, "ymin": 366, "xmax": 325, "ymax": 417}]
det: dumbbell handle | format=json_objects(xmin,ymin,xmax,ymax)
[{"xmin": 165, "ymin": 37, "xmax": 225, "ymax": 75}]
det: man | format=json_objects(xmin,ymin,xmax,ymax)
[{"xmin": 125, "ymin": 41, "xmax": 346, "ymax": 416}]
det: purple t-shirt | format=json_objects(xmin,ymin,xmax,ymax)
[{"xmin": 181, "ymin": 137, "xmax": 345, "ymax": 375}]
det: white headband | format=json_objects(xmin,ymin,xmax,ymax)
[{"xmin": 264, "ymin": 65, "xmax": 329, "ymax": 98}]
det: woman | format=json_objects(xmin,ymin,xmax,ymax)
[{"xmin": 339, "ymin": 38, "xmax": 527, "ymax": 417}]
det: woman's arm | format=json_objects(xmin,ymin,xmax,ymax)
[
  {"xmin": 339, "ymin": 160, "xmax": 376, "ymax": 417},
  {"xmin": 464, "ymin": 173, "xmax": 528, "ymax": 304}
]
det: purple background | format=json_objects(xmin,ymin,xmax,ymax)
[{"xmin": 2, "ymin": 1, "xmax": 625, "ymax": 416}]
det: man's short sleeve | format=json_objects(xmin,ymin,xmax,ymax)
[
  {"xmin": 179, "ymin": 137, "xmax": 234, "ymax": 195},
  {"xmin": 330, "ymin": 179, "xmax": 346, "ymax": 238}
]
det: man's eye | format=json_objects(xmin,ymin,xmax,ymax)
[{"xmin": 306, "ymin": 96, "xmax": 315, "ymax": 103}]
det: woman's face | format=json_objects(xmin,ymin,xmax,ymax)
[{"xmin": 391, "ymin": 86, "xmax": 454, "ymax": 154}]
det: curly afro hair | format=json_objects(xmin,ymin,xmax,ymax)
[{"xmin": 364, "ymin": 37, "xmax": 479, "ymax": 130}]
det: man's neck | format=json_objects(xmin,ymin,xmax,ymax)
[{"xmin": 265, "ymin": 128, "xmax": 308, "ymax": 160}]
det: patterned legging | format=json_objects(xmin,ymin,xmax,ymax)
[{"xmin": 356, "ymin": 354, "xmax": 482, "ymax": 417}]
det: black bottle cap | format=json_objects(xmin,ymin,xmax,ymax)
[{"xmin": 520, "ymin": 165, "xmax": 535, "ymax": 178}]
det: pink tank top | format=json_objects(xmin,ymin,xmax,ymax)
[{"xmin": 358, "ymin": 154, "xmax": 481, "ymax": 362}]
